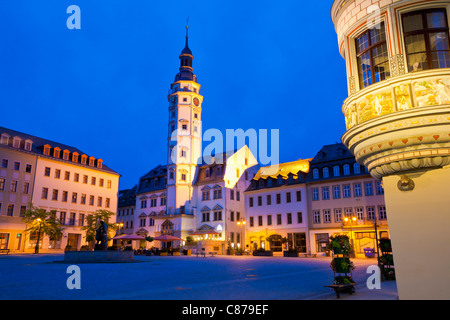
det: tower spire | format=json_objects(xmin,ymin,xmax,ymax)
[{"xmin": 176, "ymin": 18, "xmax": 196, "ymax": 82}]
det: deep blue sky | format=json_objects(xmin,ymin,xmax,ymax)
[{"xmin": 0, "ymin": 1, "xmax": 347, "ymax": 190}]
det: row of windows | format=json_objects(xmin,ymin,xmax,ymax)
[
  {"xmin": 0, "ymin": 203, "xmax": 28, "ymax": 217},
  {"xmin": 140, "ymin": 197, "xmax": 166, "ymax": 208},
  {"xmin": 202, "ymin": 188, "xmax": 223, "ymax": 201},
  {"xmin": 0, "ymin": 178, "xmax": 31, "ymax": 194},
  {"xmin": 1, "ymin": 159, "xmax": 33, "ymax": 173},
  {"xmin": 0, "ymin": 203, "xmax": 91, "ymax": 226},
  {"xmin": 40, "ymin": 187, "xmax": 111, "ymax": 208},
  {"xmin": 118, "ymin": 208, "xmax": 134, "ymax": 216},
  {"xmin": 312, "ymin": 163, "xmax": 365, "ymax": 179},
  {"xmin": 43, "ymin": 167, "xmax": 112, "ymax": 188},
  {"xmin": 311, "ymin": 181, "xmax": 383, "ymax": 201},
  {"xmin": 312, "ymin": 206, "xmax": 387, "ymax": 224},
  {"xmin": 356, "ymin": 8, "xmax": 450, "ymax": 89},
  {"xmin": 248, "ymin": 190, "xmax": 302, "ymax": 207},
  {"xmin": 201, "ymin": 210, "xmax": 223, "ymax": 222},
  {"xmin": 249, "ymin": 212, "xmax": 303, "ymax": 227}
]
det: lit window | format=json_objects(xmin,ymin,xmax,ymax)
[
  {"xmin": 402, "ymin": 9, "xmax": 450, "ymax": 72},
  {"xmin": 356, "ymin": 22, "xmax": 390, "ymax": 88}
]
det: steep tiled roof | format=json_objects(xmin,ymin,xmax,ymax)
[
  {"xmin": 0, "ymin": 126, "xmax": 119, "ymax": 175},
  {"xmin": 136, "ymin": 165, "xmax": 167, "ymax": 195}
]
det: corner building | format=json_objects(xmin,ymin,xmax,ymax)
[
  {"xmin": 331, "ymin": 0, "xmax": 450, "ymax": 299},
  {"xmin": 306, "ymin": 143, "xmax": 388, "ymax": 257},
  {"xmin": 0, "ymin": 126, "xmax": 120, "ymax": 253}
]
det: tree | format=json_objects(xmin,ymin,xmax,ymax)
[
  {"xmin": 81, "ymin": 210, "xmax": 118, "ymax": 248},
  {"xmin": 22, "ymin": 204, "xmax": 63, "ymax": 254}
]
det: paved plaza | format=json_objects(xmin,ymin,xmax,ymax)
[{"xmin": 0, "ymin": 254, "xmax": 398, "ymax": 300}]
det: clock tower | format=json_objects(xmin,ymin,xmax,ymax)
[{"xmin": 166, "ymin": 24, "xmax": 203, "ymax": 223}]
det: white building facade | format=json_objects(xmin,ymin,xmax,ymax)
[
  {"xmin": 244, "ymin": 159, "xmax": 311, "ymax": 253},
  {"xmin": 0, "ymin": 126, "xmax": 120, "ymax": 253}
]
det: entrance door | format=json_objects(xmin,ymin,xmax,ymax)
[
  {"xmin": 354, "ymin": 232, "xmax": 376, "ymax": 254},
  {"xmin": 0, "ymin": 233, "xmax": 9, "ymax": 250},
  {"xmin": 294, "ymin": 233, "xmax": 307, "ymax": 253},
  {"xmin": 67, "ymin": 234, "xmax": 81, "ymax": 250}
]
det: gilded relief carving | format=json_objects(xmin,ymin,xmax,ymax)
[
  {"xmin": 345, "ymin": 103, "xmax": 357, "ymax": 129},
  {"xmin": 357, "ymin": 91, "xmax": 393, "ymax": 123},
  {"xmin": 395, "ymin": 84, "xmax": 412, "ymax": 111},
  {"xmin": 413, "ymin": 79, "xmax": 450, "ymax": 107}
]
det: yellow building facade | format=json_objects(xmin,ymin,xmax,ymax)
[{"xmin": 331, "ymin": 0, "xmax": 450, "ymax": 299}]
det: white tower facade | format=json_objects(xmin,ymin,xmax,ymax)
[{"xmin": 166, "ymin": 26, "xmax": 203, "ymax": 222}]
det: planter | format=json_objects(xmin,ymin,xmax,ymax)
[
  {"xmin": 159, "ymin": 252, "xmax": 168, "ymax": 256},
  {"xmin": 283, "ymin": 251, "xmax": 299, "ymax": 257},
  {"xmin": 173, "ymin": 251, "xmax": 180, "ymax": 256},
  {"xmin": 253, "ymin": 250, "xmax": 273, "ymax": 256}
]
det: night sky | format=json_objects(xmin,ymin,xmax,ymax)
[{"xmin": 0, "ymin": 1, "xmax": 348, "ymax": 190}]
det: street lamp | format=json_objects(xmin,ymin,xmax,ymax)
[
  {"xmin": 236, "ymin": 218, "xmax": 246, "ymax": 251},
  {"xmin": 116, "ymin": 222, "xmax": 124, "ymax": 235},
  {"xmin": 115, "ymin": 222, "xmax": 124, "ymax": 248},
  {"xmin": 35, "ymin": 218, "xmax": 43, "ymax": 254},
  {"xmin": 343, "ymin": 216, "xmax": 357, "ymax": 258}
]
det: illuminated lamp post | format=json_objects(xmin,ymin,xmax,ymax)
[
  {"xmin": 236, "ymin": 218, "xmax": 246, "ymax": 251},
  {"xmin": 343, "ymin": 216, "xmax": 357, "ymax": 258}
]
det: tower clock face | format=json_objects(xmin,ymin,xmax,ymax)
[{"xmin": 193, "ymin": 97, "xmax": 199, "ymax": 106}]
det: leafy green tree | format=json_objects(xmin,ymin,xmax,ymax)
[
  {"xmin": 81, "ymin": 210, "xmax": 118, "ymax": 248},
  {"xmin": 22, "ymin": 203, "xmax": 63, "ymax": 254}
]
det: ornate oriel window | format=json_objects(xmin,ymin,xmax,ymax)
[
  {"xmin": 402, "ymin": 8, "xmax": 450, "ymax": 72},
  {"xmin": 356, "ymin": 22, "xmax": 390, "ymax": 88}
]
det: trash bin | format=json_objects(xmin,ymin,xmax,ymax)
[{"xmin": 364, "ymin": 248, "xmax": 375, "ymax": 258}]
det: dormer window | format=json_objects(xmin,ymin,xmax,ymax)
[
  {"xmin": 24, "ymin": 139, "xmax": 33, "ymax": 151},
  {"xmin": 1, "ymin": 134, "xmax": 9, "ymax": 145},
  {"xmin": 205, "ymin": 168, "xmax": 210, "ymax": 178},
  {"xmin": 81, "ymin": 155, "xmax": 87, "ymax": 165},
  {"xmin": 313, "ymin": 168, "xmax": 319, "ymax": 179},
  {"xmin": 63, "ymin": 150, "xmax": 70, "ymax": 161},
  {"xmin": 72, "ymin": 152, "xmax": 79, "ymax": 163},
  {"xmin": 344, "ymin": 164, "xmax": 350, "ymax": 175},
  {"xmin": 323, "ymin": 167, "xmax": 329, "ymax": 178},
  {"xmin": 43, "ymin": 144, "xmax": 51, "ymax": 156},
  {"xmin": 333, "ymin": 166, "xmax": 340, "ymax": 177},
  {"xmin": 89, "ymin": 157, "xmax": 95, "ymax": 166},
  {"xmin": 353, "ymin": 163, "xmax": 361, "ymax": 174},
  {"xmin": 97, "ymin": 159, "xmax": 103, "ymax": 169},
  {"xmin": 277, "ymin": 176, "xmax": 283, "ymax": 185},
  {"xmin": 53, "ymin": 147, "xmax": 61, "ymax": 158},
  {"xmin": 12, "ymin": 137, "xmax": 21, "ymax": 148}
]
